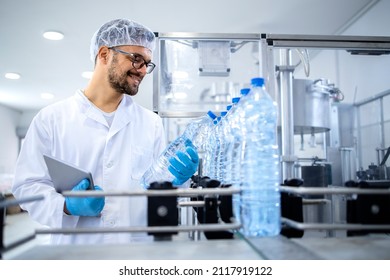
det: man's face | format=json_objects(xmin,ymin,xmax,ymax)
[{"xmin": 107, "ymin": 45, "xmax": 153, "ymax": 96}]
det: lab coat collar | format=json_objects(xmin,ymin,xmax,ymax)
[
  {"xmin": 75, "ymin": 90, "xmax": 107, "ymax": 126},
  {"xmin": 108, "ymin": 94, "xmax": 133, "ymax": 139},
  {"xmin": 74, "ymin": 90, "xmax": 133, "ymax": 139}
]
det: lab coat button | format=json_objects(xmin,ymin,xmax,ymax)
[{"xmin": 106, "ymin": 161, "xmax": 113, "ymax": 168}]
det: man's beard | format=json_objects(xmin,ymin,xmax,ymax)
[{"xmin": 108, "ymin": 60, "xmax": 140, "ymax": 96}]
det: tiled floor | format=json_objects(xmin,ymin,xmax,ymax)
[{"xmin": 2, "ymin": 211, "xmax": 49, "ymax": 259}]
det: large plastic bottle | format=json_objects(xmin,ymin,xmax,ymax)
[
  {"xmin": 217, "ymin": 100, "xmax": 240, "ymax": 184},
  {"xmin": 202, "ymin": 116, "xmax": 219, "ymax": 178},
  {"xmin": 238, "ymin": 78, "xmax": 280, "ymax": 237},
  {"xmin": 221, "ymin": 96, "xmax": 242, "ymax": 185},
  {"xmin": 225, "ymin": 89, "xmax": 250, "ymax": 223},
  {"xmin": 226, "ymin": 89, "xmax": 251, "ymax": 184},
  {"xmin": 141, "ymin": 111, "xmax": 216, "ymax": 188},
  {"xmin": 207, "ymin": 114, "xmax": 225, "ymax": 180},
  {"xmin": 191, "ymin": 111, "xmax": 217, "ymax": 163},
  {"xmin": 214, "ymin": 111, "xmax": 228, "ymax": 181}
]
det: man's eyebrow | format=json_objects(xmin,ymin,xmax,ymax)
[{"xmin": 128, "ymin": 52, "xmax": 151, "ymax": 63}]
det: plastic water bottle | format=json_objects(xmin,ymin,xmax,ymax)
[
  {"xmin": 207, "ymin": 115, "xmax": 224, "ymax": 180},
  {"xmin": 215, "ymin": 111, "xmax": 228, "ymax": 181},
  {"xmin": 226, "ymin": 88, "xmax": 251, "ymax": 186},
  {"xmin": 190, "ymin": 111, "xmax": 217, "ymax": 169},
  {"xmin": 203, "ymin": 117, "xmax": 219, "ymax": 178},
  {"xmin": 221, "ymin": 97, "xmax": 241, "ymax": 185},
  {"xmin": 141, "ymin": 111, "xmax": 216, "ymax": 188},
  {"xmin": 191, "ymin": 111, "xmax": 217, "ymax": 178},
  {"xmin": 238, "ymin": 78, "xmax": 280, "ymax": 237},
  {"xmin": 225, "ymin": 89, "xmax": 250, "ymax": 223}
]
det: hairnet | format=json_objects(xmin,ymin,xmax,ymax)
[{"xmin": 90, "ymin": 18, "xmax": 155, "ymax": 63}]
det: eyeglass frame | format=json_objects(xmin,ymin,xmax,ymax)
[{"xmin": 108, "ymin": 47, "xmax": 156, "ymax": 74}]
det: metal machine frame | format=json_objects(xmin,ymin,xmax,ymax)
[
  {"xmin": 152, "ymin": 32, "xmax": 262, "ymax": 118},
  {"xmin": 261, "ymin": 34, "xmax": 390, "ymax": 180},
  {"xmin": 261, "ymin": 34, "xmax": 390, "ymax": 236},
  {"xmin": 152, "ymin": 33, "xmax": 390, "ymax": 237}
]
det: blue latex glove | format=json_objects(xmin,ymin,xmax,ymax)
[
  {"xmin": 168, "ymin": 144, "xmax": 199, "ymax": 185},
  {"xmin": 65, "ymin": 179, "xmax": 105, "ymax": 216}
]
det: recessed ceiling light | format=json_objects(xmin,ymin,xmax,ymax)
[
  {"xmin": 81, "ymin": 71, "xmax": 93, "ymax": 79},
  {"xmin": 5, "ymin": 72, "xmax": 21, "ymax": 80},
  {"xmin": 40, "ymin": 92, "xmax": 55, "ymax": 100},
  {"xmin": 43, "ymin": 31, "xmax": 64, "ymax": 41}
]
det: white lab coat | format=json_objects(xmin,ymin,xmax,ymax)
[{"xmin": 12, "ymin": 90, "xmax": 166, "ymax": 244}]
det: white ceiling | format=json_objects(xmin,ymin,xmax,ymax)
[{"xmin": 0, "ymin": 0, "xmax": 378, "ymax": 112}]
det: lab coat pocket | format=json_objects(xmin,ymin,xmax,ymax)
[{"xmin": 130, "ymin": 145, "xmax": 154, "ymax": 180}]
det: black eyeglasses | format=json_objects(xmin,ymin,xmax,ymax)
[{"xmin": 109, "ymin": 47, "xmax": 156, "ymax": 74}]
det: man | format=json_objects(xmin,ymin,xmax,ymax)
[{"xmin": 12, "ymin": 19, "xmax": 198, "ymax": 244}]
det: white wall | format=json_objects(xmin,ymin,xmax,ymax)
[
  {"xmin": 16, "ymin": 109, "xmax": 39, "ymax": 137},
  {"xmin": 343, "ymin": 0, "xmax": 390, "ymax": 37},
  {"xmin": 0, "ymin": 104, "xmax": 21, "ymax": 174}
]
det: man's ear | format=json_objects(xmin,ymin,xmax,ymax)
[{"xmin": 96, "ymin": 46, "xmax": 110, "ymax": 65}]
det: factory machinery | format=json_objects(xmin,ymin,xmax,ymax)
[{"xmin": 1, "ymin": 34, "xmax": 390, "ymax": 260}]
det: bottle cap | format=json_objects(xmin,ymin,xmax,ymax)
[
  {"xmin": 221, "ymin": 111, "xmax": 227, "ymax": 117},
  {"xmin": 251, "ymin": 77, "xmax": 265, "ymax": 87},
  {"xmin": 227, "ymin": 105, "xmax": 232, "ymax": 111},
  {"xmin": 207, "ymin": 110, "xmax": 217, "ymax": 119},
  {"xmin": 240, "ymin": 88, "xmax": 250, "ymax": 96},
  {"xmin": 232, "ymin": 97, "xmax": 240, "ymax": 103}
]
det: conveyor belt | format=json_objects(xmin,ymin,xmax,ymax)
[{"xmin": 8, "ymin": 235, "xmax": 390, "ymax": 260}]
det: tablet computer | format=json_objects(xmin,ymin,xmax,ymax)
[{"xmin": 43, "ymin": 154, "xmax": 94, "ymax": 192}]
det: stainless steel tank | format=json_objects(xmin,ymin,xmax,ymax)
[{"xmin": 293, "ymin": 78, "xmax": 333, "ymax": 135}]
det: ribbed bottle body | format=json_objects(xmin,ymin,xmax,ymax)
[
  {"xmin": 141, "ymin": 136, "xmax": 189, "ymax": 188},
  {"xmin": 141, "ymin": 112, "xmax": 215, "ymax": 188},
  {"xmin": 236, "ymin": 78, "xmax": 281, "ymax": 237}
]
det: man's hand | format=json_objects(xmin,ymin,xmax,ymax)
[
  {"xmin": 64, "ymin": 179, "xmax": 105, "ymax": 216},
  {"xmin": 168, "ymin": 144, "xmax": 199, "ymax": 186}
]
